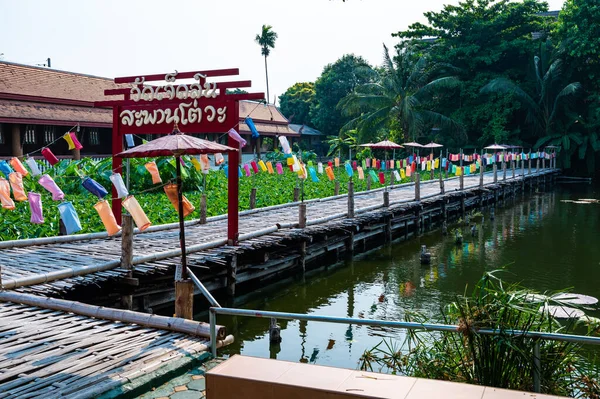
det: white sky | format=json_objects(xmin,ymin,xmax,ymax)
[{"xmin": 1, "ymin": 0, "xmax": 565, "ymax": 103}]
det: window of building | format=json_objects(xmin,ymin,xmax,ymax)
[
  {"xmin": 0, "ymin": 124, "xmax": 4, "ymax": 145},
  {"xmin": 24, "ymin": 125, "xmax": 36, "ymax": 144},
  {"xmin": 88, "ymin": 128, "xmax": 99, "ymax": 145},
  {"xmin": 43, "ymin": 125, "xmax": 56, "ymax": 143}
]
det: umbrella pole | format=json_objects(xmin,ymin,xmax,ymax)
[{"xmin": 176, "ymin": 155, "xmax": 188, "ymax": 279}]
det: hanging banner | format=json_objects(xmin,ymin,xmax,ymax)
[
  {"xmin": 122, "ymin": 195, "xmax": 151, "ymax": 231},
  {"xmin": 9, "ymin": 172, "xmax": 27, "ymax": 201},
  {"xmin": 9, "ymin": 158, "xmax": 28, "ymax": 177},
  {"xmin": 164, "ymin": 184, "xmax": 195, "ymax": 217},
  {"xmin": 28, "ymin": 192, "xmax": 44, "ymax": 224},
  {"xmin": 266, "ymin": 161, "xmax": 274, "ymax": 174},
  {"xmin": 82, "ymin": 177, "xmax": 108, "ymax": 199},
  {"xmin": 110, "ymin": 173, "xmax": 129, "ymax": 199},
  {"xmin": 57, "ymin": 202, "xmax": 82, "ymax": 235},
  {"xmin": 0, "ymin": 161, "xmax": 13, "ymax": 179},
  {"xmin": 325, "ymin": 166, "xmax": 335, "ymax": 181},
  {"xmin": 38, "ymin": 174, "xmax": 65, "ymax": 201},
  {"xmin": 41, "ymin": 147, "xmax": 59, "ymax": 166},
  {"xmin": 25, "ymin": 157, "xmax": 41, "ymax": 177},
  {"xmin": 0, "ymin": 178, "xmax": 15, "ymax": 210},
  {"xmin": 145, "ymin": 161, "xmax": 162, "ymax": 184},
  {"xmin": 357, "ymin": 166, "xmax": 364, "ymax": 180},
  {"xmin": 94, "ymin": 199, "xmax": 121, "ymax": 236},
  {"xmin": 228, "ymin": 128, "xmax": 247, "ymax": 147}
]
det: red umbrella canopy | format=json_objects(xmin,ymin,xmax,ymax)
[
  {"xmin": 117, "ymin": 132, "xmax": 237, "ymax": 158},
  {"xmin": 365, "ymin": 140, "xmax": 404, "ymax": 150}
]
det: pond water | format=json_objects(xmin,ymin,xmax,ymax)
[{"xmin": 217, "ymin": 182, "xmax": 600, "ymax": 370}]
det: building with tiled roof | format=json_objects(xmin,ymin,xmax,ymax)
[{"xmin": 0, "ymin": 61, "xmax": 298, "ymax": 159}]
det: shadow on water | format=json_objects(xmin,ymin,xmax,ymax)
[{"xmin": 215, "ymin": 182, "xmax": 600, "ymax": 369}]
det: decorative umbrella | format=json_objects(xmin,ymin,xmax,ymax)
[
  {"xmin": 484, "ymin": 144, "xmax": 506, "ymax": 150},
  {"xmin": 118, "ymin": 125, "xmax": 237, "ymax": 282},
  {"xmin": 403, "ymin": 142, "xmax": 423, "ymax": 148},
  {"xmin": 360, "ymin": 140, "xmax": 403, "ymax": 186}
]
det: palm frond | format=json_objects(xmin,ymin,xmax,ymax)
[
  {"xmin": 548, "ymin": 82, "xmax": 582, "ymax": 125},
  {"xmin": 415, "ymin": 76, "xmax": 461, "ymax": 100}
]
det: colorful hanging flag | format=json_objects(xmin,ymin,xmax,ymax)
[
  {"xmin": 309, "ymin": 167, "xmax": 319, "ymax": 183},
  {"xmin": 63, "ymin": 132, "xmax": 76, "ymax": 150},
  {"xmin": 400, "ymin": 169, "xmax": 406, "ymax": 179},
  {"xmin": 200, "ymin": 155, "xmax": 210, "ymax": 174},
  {"xmin": 57, "ymin": 201, "xmax": 82, "ymax": 235},
  {"xmin": 266, "ymin": 161, "xmax": 274, "ymax": 174},
  {"xmin": 378, "ymin": 172, "xmax": 385, "ymax": 184},
  {"xmin": 94, "ymin": 200, "xmax": 121, "ymax": 236},
  {"xmin": 82, "ymin": 177, "xmax": 108, "ymax": 199},
  {"xmin": 8, "ymin": 172, "xmax": 26, "ymax": 202},
  {"xmin": 122, "ymin": 195, "xmax": 151, "ymax": 231},
  {"xmin": 9, "ymin": 158, "xmax": 28, "ymax": 177},
  {"xmin": 276, "ymin": 162, "xmax": 284, "ymax": 174},
  {"xmin": 325, "ymin": 166, "xmax": 335, "ymax": 181},
  {"xmin": 258, "ymin": 160, "xmax": 267, "ymax": 172},
  {"xmin": 38, "ymin": 174, "xmax": 64, "ymax": 201},
  {"xmin": 28, "ymin": 192, "xmax": 43, "ymax": 224},
  {"xmin": 0, "ymin": 178, "xmax": 15, "ymax": 210},
  {"xmin": 0, "ymin": 160, "xmax": 13, "ymax": 178},
  {"xmin": 125, "ymin": 134, "xmax": 135, "ymax": 148},
  {"xmin": 279, "ymin": 136, "xmax": 292, "ymax": 154},
  {"xmin": 250, "ymin": 160, "xmax": 259, "ymax": 174},
  {"xmin": 191, "ymin": 156, "xmax": 201, "ymax": 171},
  {"xmin": 357, "ymin": 166, "xmax": 364, "ymax": 180},
  {"xmin": 318, "ymin": 162, "xmax": 324, "ymax": 173},
  {"xmin": 110, "ymin": 173, "xmax": 129, "ymax": 199},
  {"xmin": 215, "ymin": 153, "xmax": 225, "ymax": 165},
  {"xmin": 245, "ymin": 117, "xmax": 260, "ymax": 138},
  {"xmin": 243, "ymin": 164, "xmax": 251, "ymax": 177},
  {"xmin": 369, "ymin": 170, "xmax": 378, "ymax": 183},
  {"xmin": 345, "ymin": 162, "xmax": 353, "ymax": 177},
  {"xmin": 228, "ymin": 128, "xmax": 247, "ymax": 147},
  {"xmin": 164, "ymin": 184, "xmax": 195, "ymax": 217},
  {"xmin": 25, "ymin": 157, "xmax": 41, "ymax": 177},
  {"xmin": 393, "ymin": 170, "xmax": 401, "ymax": 181},
  {"xmin": 145, "ymin": 161, "xmax": 162, "ymax": 184},
  {"xmin": 334, "ymin": 158, "xmax": 340, "ymax": 167},
  {"xmin": 70, "ymin": 132, "xmax": 83, "ymax": 150}
]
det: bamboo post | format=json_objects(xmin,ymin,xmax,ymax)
[
  {"xmin": 521, "ymin": 160, "xmax": 525, "ymax": 191},
  {"xmin": 120, "ymin": 214, "xmax": 134, "ymax": 310},
  {"xmin": 445, "ymin": 149, "xmax": 449, "ymax": 179},
  {"xmin": 511, "ymin": 160, "xmax": 515, "ymax": 179},
  {"xmin": 347, "ymin": 180, "xmax": 354, "ymax": 218},
  {"xmin": 415, "ymin": 207, "xmax": 421, "ymax": 236},
  {"xmin": 299, "ymin": 203, "xmax": 307, "ymax": 228},
  {"xmin": 199, "ymin": 194, "xmax": 207, "ymax": 224},
  {"xmin": 226, "ymin": 254, "xmax": 237, "ymax": 297},
  {"xmin": 383, "ymin": 190, "xmax": 390, "ymax": 207},
  {"xmin": 502, "ymin": 152, "xmax": 507, "ymax": 181},
  {"xmin": 175, "ymin": 280, "xmax": 194, "ymax": 319},
  {"xmin": 479, "ymin": 161, "xmax": 484, "ymax": 189},
  {"xmin": 250, "ymin": 188, "xmax": 257, "ymax": 209},
  {"xmin": 439, "ymin": 165, "xmax": 445, "ymax": 194},
  {"xmin": 293, "ymin": 186, "xmax": 300, "ymax": 202},
  {"xmin": 334, "ymin": 181, "xmax": 340, "ymax": 196},
  {"xmin": 493, "ymin": 163, "xmax": 498, "ymax": 183},
  {"xmin": 542, "ymin": 155, "xmax": 546, "ymax": 169},
  {"xmin": 459, "ymin": 172, "xmax": 464, "ymax": 191},
  {"xmin": 529, "ymin": 154, "xmax": 532, "ymax": 175},
  {"xmin": 366, "ymin": 176, "xmax": 371, "ymax": 191},
  {"xmin": 415, "ymin": 173, "xmax": 421, "ymax": 201}
]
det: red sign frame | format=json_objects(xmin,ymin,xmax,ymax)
[{"xmin": 96, "ymin": 68, "xmax": 264, "ymax": 244}]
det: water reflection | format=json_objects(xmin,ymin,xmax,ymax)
[{"xmin": 220, "ymin": 184, "xmax": 599, "ymax": 369}]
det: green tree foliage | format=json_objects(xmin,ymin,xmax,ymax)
[
  {"xmin": 255, "ymin": 25, "xmax": 278, "ymax": 103},
  {"xmin": 394, "ymin": 0, "xmax": 554, "ymax": 148},
  {"xmin": 310, "ymin": 54, "xmax": 375, "ymax": 136},
  {"xmin": 278, "ymin": 82, "xmax": 316, "ymax": 126},
  {"xmin": 338, "ymin": 44, "xmax": 462, "ymax": 144}
]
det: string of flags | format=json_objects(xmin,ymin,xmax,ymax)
[{"xmin": 0, "ymin": 117, "xmax": 555, "ymax": 237}]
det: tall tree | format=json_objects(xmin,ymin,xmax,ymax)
[
  {"xmin": 278, "ymin": 82, "xmax": 316, "ymax": 126},
  {"xmin": 255, "ymin": 25, "xmax": 278, "ymax": 103},
  {"xmin": 338, "ymin": 44, "xmax": 462, "ymax": 143},
  {"xmin": 310, "ymin": 54, "xmax": 374, "ymax": 136},
  {"xmin": 481, "ymin": 41, "xmax": 582, "ymax": 167}
]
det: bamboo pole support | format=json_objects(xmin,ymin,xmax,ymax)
[
  {"xmin": 493, "ymin": 163, "xmax": 498, "ymax": 183},
  {"xmin": 439, "ymin": 168, "xmax": 445, "ymax": 194},
  {"xmin": 299, "ymin": 203, "xmax": 307, "ymax": 228},
  {"xmin": 120, "ymin": 214, "xmax": 134, "ymax": 310},
  {"xmin": 250, "ymin": 188, "xmax": 257, "ymax": 210},
  {"xmin": 383, "ymin": 190, "xmax": 390, "ymax": 207},
  {"xmin": 366, "ymin": 176, "xmax": 371, "ymax": 191},
  {"xmin": 347, "ymin": 180, "xmax": 355, "ymax": 218},
  {"xmin": 503, "ymin": 156, "xmax": 507, "ymax": 181},
  {"xmin": 175, "ymin": 279, "xmax": 194, "ymax": 319},
  {"xmin": 334, "ymin": 181, "xmax": 340, "ymax": 196},
  {"xmin": 459, "ymin": 172, "xmax": 464, "ymax": 191},
  {"xmin": 293, "ymin": 187, "xmax": 300, "ymax": 202},
  {"xmin": 227, "ymin": 254, "xmax": 237, "ymax": 297},
  {"xmin": 511, "ymin": 160, "xmax": 515, "ymax": 179},
  {"xmin": 479, "ymin": 163, "xmax": 484, "ymax": 189},
  {"xmin": 529, "ymin": 156, "xmax": 532, "ymax": 175},
  {"xmin": 199, "ymin": 194, "xmax": 207, "ymax": 224},
  {"xmin": 415, "ymin": 173, "xmax": 421, "ymax": 201}
]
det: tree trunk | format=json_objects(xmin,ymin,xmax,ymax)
[{"xmin": 264, "ymin": 55, "xmax": 270, "ymax": 104}]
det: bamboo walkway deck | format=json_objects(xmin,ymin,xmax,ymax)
[
  {"xmin": 0, "ymin": 293, "xmax": 229, "ymax": 399},
  {"xmin": 0, "ymin": 168, "xmax": 554, "ymax": 296}
]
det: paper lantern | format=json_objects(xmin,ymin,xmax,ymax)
[
  {"xmin": 400, "ymin": 169, "xmax": 406, "ymax": 179},
  {"xmin": 243, "ymin": 164, "xmax": 251, "ymax": 177},
  {"xmin": 352, "ymin": 161, "xmax": 357, "ymax": 170},
  {"xmin": 362, "ymin": 160, "xmax": 367, "ymax": 169},
  {"xmin": 378, "ymin": 172, "xmax": 385, "ymax": 184},
  {"xmin": 317, "ymin": 162, "xmax": 323, "ymax": 174},
  {"xmin": 381, "ymin": 161, "xmax": 386, "ymax": 171},
  {"xmin": 122, "ymin": 195, "xmax": 151, "ymax": 231},
  {"xmin": 57, "ymin": 202, "xmax": 82, "ymax": 235},
  {"xmin": 452, "ymin": 165, "xmax": 457, "ymax": 174},
  {"xmin": 287, "ymin": 156, "xmax": 295, "ymax": 166},
  {"xmin": 366, "ymin": 158, "xmax": 371, "ymax": 168},
  {"xmin": 325, "ymin": 166, "xmax": 335, "ymax": 181},
  {"xmin": 145, "ymin": 161, "xmax": 162, "ymax": 184},
  {"xmin": 250, "ymin": 160, "xmax": 259, "ymax": 174},
  {"xmin": 396, "ymin": 160, "xmax": 401, "ymax": 169},
  {"xmin": 278, "ymin": 136, "xmax": 291, "ymax": 154},
  {"xmin": 258, "ymin": 160, "xmax": 267, "ymax": 172},
  {"xmin": 164, "ymin": 184, "xmax": 195, "ymax": 218},
  {"xmin": 411, "ymin": 162, "xmax": 417, "ymax": 173},
  {"xmin": 215, "ymin": 153, "xmax": 225, "ymax": 165},
  {"xmin": 0, "ymin": 179, "xmax": 15, "ymax": 210},
  {"xmin": 334, "ymin": 158, "xmax": 340, "ymax": 167},
  {"xmin": 405, "ymin": 166, "xmax": 411, "ymax": 177},
  {"xmin": 376, "ymin": 160, "xmax": 381, "ymax": 170},
  {"xmin": 276, "ymin": 162, "xmax": 283, "ymax": 174},
  {"xmin": 357, "ymin": 166, "xmax": 364, "ymax": 180},
  {"xmin": 228, "ymin": 128, "xmax": 247, "ymax": 147},
  {"xmin": 9, "ymin": 158, "xmax": 28, "ymax": 177},
  {"xmin": 421, "ymin": 161, "xmax": 426, "ymax": 171},
  {"xmin": 309, "ymin": 167, "xmax": 319, "ymax": 183},
  {"xmin": 409, "ymin": 156, "xmax": 414, "ymax": 164},
  {"xmin": 28, "ymin": 192, "xmax": 43, "ymax": 224},
  {"xmin": 292, "ymin": 155, "xmax": 300, "ymax": 172},
  {"xmin": 0, "ymin": 160, "xmax": 13, "ymax": 178},
  {"xmin": 94, "ymin": 199, "xmax": 121, "ymax": 236},
  {"xmin": 82, "ymin": 177, "xmax": 108, "ymax": 199},
  {"xmin": 245, "ymin": 117, "xmax": 260, "ymax": 138},
  {"xmin": 297, "ymin": 164, "xmax": 307, "ymax": 179},
  {"xmin": 110, "ymin": 173, "xmax": 129, "ymax": 199},
  {"xmin": 394, "ymin": 170, "xmax": 401, "ymax": 181},
  {"xmin": 266, "ymin": 161, "xmax": 274, "ymax": 174},
  {"xmin": 434, "ymin": 158, "xmax": 439, "ymax": 169},
  {"xmin": 200, "ymin": 154, "xmax": 210, "ymax": 174},
  {"xmin": 9, "ymin": 172, "xmax": 27, "ymax": 201},
  {"xmin": 345, "ymin": 162, "xmax": 353, "ymax": 177},
  {"xmin": 25, "ymin": 157, "xmax": 41, "ymax": 177},
  {"xmin": 426, "ymin": 161, "xmax": 431, "ymax": 171},
  {"xmin": 38, "ymin": 174, "xmax": 65, "ymax": 201},
  {"xmin": 327, "ymin": 161, "xmax": 333, "ymax": 169},
  {"xmin": 41, "ymin": 147, "xmax": 59, "ymax": 166}
]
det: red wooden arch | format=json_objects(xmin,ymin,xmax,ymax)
[{"xmin": 95, "ymin": 68, "xmax": 264, "ymax": 244}]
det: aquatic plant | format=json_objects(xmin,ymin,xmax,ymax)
[{"xmin": 359, "ymin": 271, "xmax": 600, "ymax": 397}]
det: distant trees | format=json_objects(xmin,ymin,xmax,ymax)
[{"xmin": 278, "ymin": 82, "xmax": 315, "ymax": 126}]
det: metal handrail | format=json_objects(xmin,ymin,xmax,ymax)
[{"xmin": 208, "ymin": 306, "xmax": 600, "ymax": 393}]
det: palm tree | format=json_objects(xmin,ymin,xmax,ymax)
[
  {"xmin": 481, "ymin": 41, "xmax": 582, "ymax": 166},
  {"xmin": 338, "ymin": 44, "xmax": 462, "ymax": 143},
  {"xmin": 255, "ymin": 25, "xmax": 278, "ymax": 103}
]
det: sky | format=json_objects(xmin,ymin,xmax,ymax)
[{"xmin": 1, "ymin": 0, "xmax": 565, "ymax": 104}]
